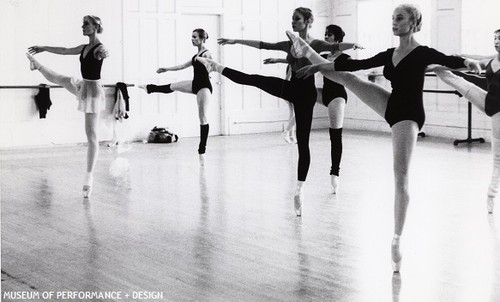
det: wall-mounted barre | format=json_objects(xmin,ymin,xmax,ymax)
[{"xmin": 0, "ymin": 84, "xmax": 135, "ymax": 89}]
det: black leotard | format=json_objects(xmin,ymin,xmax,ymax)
[
  {"xmin": 80, "ymin": 43, "xmax": 103, "ymax": 80},
  {"xmin": 485, "ymin": 59, "xmax": 500, "ymax": 117},
  {"xmin": 335, "ymin": 46, "xmax": 466, "ymax": 129},
  {"xmin": 321, "ymin": 53, "xmax": 349, "ymax": 106},
  {"xmin": 192, "ymin": 49, "xmax": 213, "ymax": 94}
]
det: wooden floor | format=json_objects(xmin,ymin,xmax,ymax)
[{"xmin": 1, "ymin": 129, "xmax": 499, "ymax": 301}]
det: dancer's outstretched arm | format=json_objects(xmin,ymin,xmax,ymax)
[
  {"xmin": 157, "ymin": 60, "xmax": 192, "ymax": 73},
  {"xmin": 217, "ymin": 38, "xmax": 261, "ymax": 49},
  {"xmin": 312, "ymin": 40, "xmax": 364, "ymax": 52},
  {"xmin": 458, "ymin": 53, "xmax": 496, "ymax": 60},
  {"xmin": 28, "ymin": 45, "xmax": 86, "ymax": 56}
]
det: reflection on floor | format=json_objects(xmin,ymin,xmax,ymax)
[{"xmin": 1, "ymin": 129, "xmax": 499, "ymax": 301}]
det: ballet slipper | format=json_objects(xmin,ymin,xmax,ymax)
[
  {"xmin": 282, "ymin": 131, "xmax": 293, "ymax": 144},
  {"xmin": 196, "ymin": 57, "xmax": 223, "ymax": 73},
  {"xmin": 294, "ymin": 192, "xmax": 303, "ymax": 216},
  {"xmin": 391, "ymin": 236, "xmax": 402, "ymax": 272},
  {"xmin": 330, "ymin": 175, "xmax": 339, "ymax": 194},
  {"xmin": 83, "ymin": 174, "xmax": 94, "ymax": 198},
  {"xmin": 199, "ymin": 154, "xmax": 205, "ymax": 167},
  {"xmin": 26, "ymin": 53, "xmax": 41, "ymax": 71},
  {"xmin": 487, "ymin": 196, "xmax": 494, "ymax": 214},
  {"xmin": 285, "ymin": 30, "xmax": 313, "ymax": 59}
]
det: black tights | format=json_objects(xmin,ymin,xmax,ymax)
[{"xmin": 222, "ymin": 68, "xmax": 317, "ymax": 181}]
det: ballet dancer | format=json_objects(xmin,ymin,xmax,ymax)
[
  {"xmin": 264, "ymin": 24, "xmax": 351, "ymax": 193},
  {"xmin": 139, "ymin": 28, "xmax": 213, "ymax": 165},
  {"xmin": 432, "ymin": 28, "xmax": 500, "ymax": 214},
  {"xmin": 198, "ymin": 7, "xmax": 360, "ymax": 216},
  {"xmin": 27, "ymin": 15, "xmax": 108, "ymax": 198},
  {"xmin": 286, "ymin": 4, "xmax": 481, "ymax": 271}
]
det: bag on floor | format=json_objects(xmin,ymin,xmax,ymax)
[{"xmin": 148, "ymin": 126, "xmax": 179, "ymax": 143}]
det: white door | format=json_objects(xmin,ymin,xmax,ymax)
[{"xmin": 122, "ymin": 1, "xmax": 222, "ymax": 139}]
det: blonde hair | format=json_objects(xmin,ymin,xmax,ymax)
[
  {"xmin": 396, "ymin": 4, "xmax": 422, "ymax": 33},
  {"xmin": 84, "ymin": 15, "xmax": 103, "ymax": 34}
]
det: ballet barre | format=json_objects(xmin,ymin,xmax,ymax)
[{"xmin": 0, "ymin": 84, "xmax": 135, "ymax": 89}]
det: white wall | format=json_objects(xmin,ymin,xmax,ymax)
[
  {"xmin": 2, "ymin": 0, "xmax": 496, "ymax": 148},
  {"xmin": 0, "ymin": 0, "xmax": 333, "ymax": 148}
]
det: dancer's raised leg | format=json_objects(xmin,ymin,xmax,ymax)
[
  {"xmin": 433, "ymin": 68, "xmax": 486, "ymax": 113},
  {"xmin": 285, "ymin": 32, "xmax": 390, "ymax": 117},
  {"xmin": 26, "ymin": 53, "xmax": 79, "ymax": 95}
]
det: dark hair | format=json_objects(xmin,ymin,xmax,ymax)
[
  {"xmin": 84, "ymin": 15, "xmax": 103, "ymax": 34},
  {"xmin": 326, "ymin": 24, "xmax": 345, "ymax": 42},
  {"xmin": 495, "ymin": 29, "xmax": 500, "ymax": 34},
  {"xmin": 193, "ymin": 28, "xmax": 209, "ymax": 41},
  {"xmin": 294, "ymin": 7, "xmax": 314, "ymax": 24}
]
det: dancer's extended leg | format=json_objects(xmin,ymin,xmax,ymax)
[
  {"xmin": 433, "ymin": 68, "xmax": 486, "ymax": 113},
  {"xmin": 27, "ymin": 53, "xmax": 78, "ymax": 95}
]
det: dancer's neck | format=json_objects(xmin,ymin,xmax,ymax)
[
  {"xmin": 88, "ymin": 35, "xmax": 100, "ymax": 46},
  {"xmin": 398, "ymin": 34, "xmax": 418, "ymax": 50}
]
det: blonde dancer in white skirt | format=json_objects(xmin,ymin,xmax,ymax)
[{"xmin": 27, "ymin": 15, "xmax": 109, "ymax": 198}]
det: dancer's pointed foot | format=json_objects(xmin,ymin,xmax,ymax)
[
  {"xmin": 487, "ymin": 196, "xmax": 495, "ymax": 214},
  {"xmin": 294, "ymin": 192, "xmax": 303, "ymax": 216},
  {"xmin": 83, "ymin": 185, "xmax": 92, "ymax": 198},
  {"xmin": 83, "ymin": 174, "xmax": 94, "ymax": 198},
  {"xmin": 199, "ymin": 154, "xmax": 205, "ymax": 166},
  {"xmin": 196, "ymin": 57, "xmax": 222, "ymax": 73},
  {"xmin": 285, "ymin": 30, "xmax": 311, "ymax": 59},
  {"xmin": 26, "ymin": 53, "xmax": 41, "ymax": 71},
  {"xmin": 282, "ymin": 130, "xmax": 294, "ymax": 144},
  {"xmin": 391, "ymin": 237, "xmax": 402, "ymax": 272},
  {"xmin": 137, "ymin": 84, "xmax": 152, "ymax": 94},
  {"xmin": 330, "ymin": 175, "xmax": 339, "ymax": 194}
]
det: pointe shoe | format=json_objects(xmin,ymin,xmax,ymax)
[
  {"xmin": 487, "ymin": 196, "xmax": 495, "ymax": 214},
  {"xmin": 26, "ymin": 53, "xmax": 41, "ymax": 71},
  {"xmin": 83, "ymin": 174, "xmax": 94, "ymax": 198},
  {"xmin": 294, "ymin": 192, "xmax": 303, "ymax": 216},
  {"xmin": 282, "ymin": 131, "xmax": 293, "ymax": 144},
  {"xmin": 391, "ymin": 239, "xmax": 402, "ymax": 272},
  {"xmin": 83, "ymin": 185, "xmax": 92, "ymax": 198},
  {"xmin": 199, "ymin": 154, "xmax": 205, "ymax": 166},
  {"xmin": 331, "ymin": 175, "xmax": 339, "ymax": 194},
  {"xmin": 285, "ymin": 30, "xmax": 309, "ymax": 59},
  {"xmin": 196, "ymin": 57, "xmax": 220, "ymax": 73}
]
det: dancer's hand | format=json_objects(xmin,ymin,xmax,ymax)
[
  {"xmin": 296, "ymin": 65, "xmax": 319, "ymax": 79},
  {"xmin": 217, "ymin": 38, "xmax": 236, "ymax": 45},
  {"xmin": 157, "ymin": 68, "xmax": 168, "ymax": 73},
  {"xmin": 464, "ymin": 59, "xmax": 482, "ymax": 74},
  {"xmin": 96, "ymin": 47, "xmax": 109, "ymax": 59},
  {"xmin": 263, "ymin": 58, "xmax": 286, "ymax": 64},
  {"xmin": 353, "ymin": 43, "xmax": 364, "ymax": 50},
  {"xmin": 28, "ymin": 46, "xmax": 46, "ymax": 55}
]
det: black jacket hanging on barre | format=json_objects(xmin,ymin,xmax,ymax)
[{"xmin": 34, "ymin": 84, "xmax": 52, "ymax": 118}]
